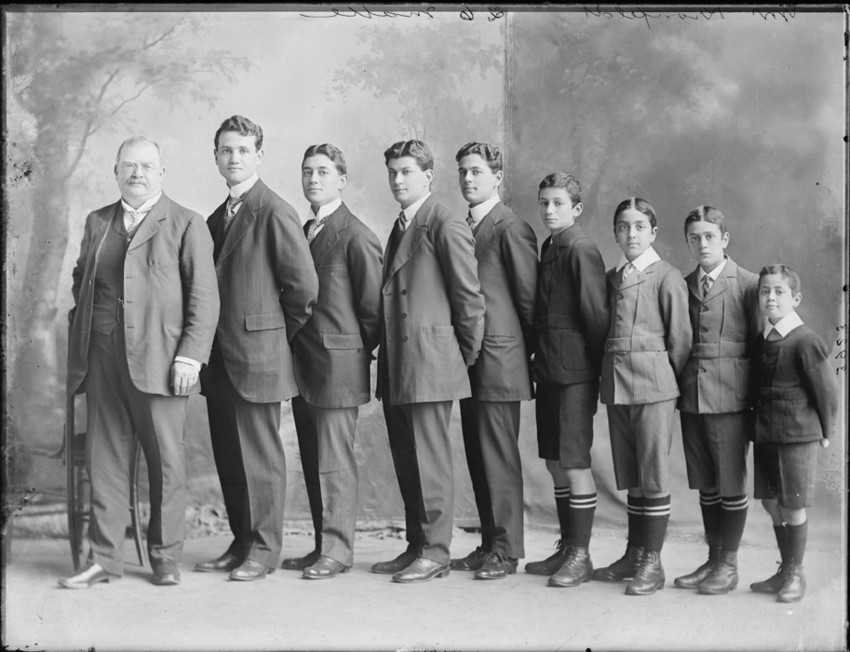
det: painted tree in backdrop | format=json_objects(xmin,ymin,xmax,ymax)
[{"xmin": 4, "ymin": 12, "xmax": 248, "ymax": 514}]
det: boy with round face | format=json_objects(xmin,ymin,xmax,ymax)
[
  {"xmin": 524, "ymin": 172, "xmax": 608, "ymax": 588},
  {"xmin": 749, "ymin": 265, "xmax": 838, "ymax": 603},
  {"xmin": 283, "ymin": 144, "xmax": 383, "ymax": 579},
  {"xmin": 594, "ymin": 197, "xmax": 692, "ymax": 596},
  {"xmin": 373, "ymin": 139, "xmax": 485, "ymax": 584},
  {"xmin": 450, "ymin": 143, "xmax": 537, "ymax": 580},
  {"xmin": 673, "ymin": 207, "xmax": 760, "ymax": 595}
]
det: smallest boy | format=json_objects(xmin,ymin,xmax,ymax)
[
  {"xmin": 749, "ymin": 265, "xmax": 838, "ymax": 603},
  {"xmin": 594, "ymin": 197, "xmax": 692, "ymax": 596}
]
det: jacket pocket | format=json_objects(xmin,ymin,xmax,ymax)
[
  {"xmin": 245, "ymin": 311, "xmax": 286, "ymax": 331},
  {"xmin": 322, "ymin": 332, "xmax": 364, "ymax": 350}
]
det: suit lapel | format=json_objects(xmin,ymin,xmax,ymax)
[
  {"xmin": 620, "ymin": 263, "xmax": 649, "ymax": 290},
  {"xmin": 310, "ymin": 204, "xmax": 347, "ymax": 265},
  {"xmin": 384, "ymin": 199, "xmax": 430, "ymax": 284},
  {"xmin": 216, "ymin": 181, "xmax": 262, "ymax": 266},
  {"xmin": 127, "ymin": 195, "xmax": 167, "ymax": 251},
  {"xmin": 473, "ymin": 205, "xmax": 500, "ymax": 256},
  {"xmin": 687, "ymin": 269, "xmax": 703, "ymax": 302}
]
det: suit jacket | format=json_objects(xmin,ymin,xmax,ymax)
[
  {"xmin": 202, "ymin": 179, "xmax": 319, "ymax": 403},
  {"xmin": 468, "ymin": 202, "xmax": 537, "ymax": 401},
  {"xmin": 679, "ymin": 257, "xmax": 760, "ymax": 414},
  {"xmin": 68, "ymin": 194, "xmax": 219, "ymax": 397},
  {"xmin": 293, "ymin": 203, "xmax": 383, "ymax": 408},
  {"xmin": 600, "ymin": 259, "xmax": 691, "ymax": 405},
  {"xmin": 751, "ymin": 325, "xmax": 839, "ymax": 443},
  {"xmin": 534, "ymin": 222, "xmax": 609, "ymax": 386},
  {"xmin": 377, "ymin": 194, "xmax": 485, "ymax": 405}
]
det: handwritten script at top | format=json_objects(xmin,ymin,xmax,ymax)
[
  {"xmin": 299, "ymin": 5, "xmax": 505, "ymax": 21},
  {"xmin": 583, "ymin": 6, "xmax": 796, "ymax": 28}
]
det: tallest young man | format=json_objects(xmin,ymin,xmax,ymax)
[{"xmin": 196, "ymin": 115, "xmax": 318, "ymax": 581}]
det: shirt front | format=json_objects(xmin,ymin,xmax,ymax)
[
  {"xmin": 120, "ymin": 192, "xmax": 162, "ymax": 232},
  {"xmin": 305, "ymin": 197, "xmax": 342, "ymax": 240},
  {"xmin": 467, "ymin": 195, "xmax": 500, "ymax": 229},
  {"xmin": 615, "ymin": 246, "xmax": 661, "ymax": 275},
  {"xmin": 699, "ymin": 256, "xmax": 727, "ymax": 284},
  {"xmin": 228, "ymin": 172, "xmax": 259, "ymax": 200},
  {"xmin": 764, "ymin": 310, "xmax": 804, "ymax": 340},
  {"xmin": 399, "ymin": 192, "xmax": 431, "ymax": 230}
]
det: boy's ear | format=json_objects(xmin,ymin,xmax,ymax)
[
  {"xmin": 574, "ymin": 202, "xmax": 584, "ymax": 217},
  {"xmin": 792, "ymin": 292, "xmax": 803, "ymax": 307}
]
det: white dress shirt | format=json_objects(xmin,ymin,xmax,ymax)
[{"xmin": 467, "ymin": 195, "xmax": 500, "ymax": 229}]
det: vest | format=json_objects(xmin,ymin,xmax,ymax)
[{"xmin": 91, "ymin": 216, "xmax": 132, "ymax": 334}]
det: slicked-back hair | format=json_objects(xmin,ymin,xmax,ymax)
[
  {"xmin": 303, "ymin": 143, "xmax": 347, "ymax": 175},
  {"xmin": 115, "ymin": 136, "xmax": 163, "ymax": 167},
  {"xmin": 538, "ymin": 172, "xmax": 582, "ymax": 205},
  {"xmin": 613, "ymin": 196, "xmax": 657, "ymax": 229},
  {"xmin": 215, "ymin": 115, "xmax": 263, "ymax": 151},
  {"xmin": 384, "ymin": 140, "xmax": 433, "ymax": 171},
  {"xmin": 684, "ymin": 205, "xmax": 728, "ymax": 236},
  {"xmin": 455, "ymin": 142, "xmax": 502, "ymax": 173},
  {"xmin": 759, "ymin": 264, "xmax": 802, "ymax": 295}
]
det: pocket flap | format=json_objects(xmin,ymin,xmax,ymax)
[
  {"xmin": 245, "ymin": 311, "xmax": 286, "ymax": 331},
  {"xmin": 322, "ymin": 332, "xmax": 364, "ymax": 350}
]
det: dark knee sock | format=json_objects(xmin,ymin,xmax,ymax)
[
  {"xmin": 627, "ymin": 495, "xmax": 645, "ymax": 549},
  {"xmin": 720, "ymin": 495, "xmax": 748, "ymax": 552},
  {"xmin": 567, "ymin": 493, "xmax": 597, "ymax": 549},
  {"xmin": 785, "ymin": 521, "xmax": 808, "ymax": 565},
  {"xmin": 699, "ymin": 491, "xmax": 723, "ymax": 549},
  {"xmin": 643, "ymin": 495, "xmax": 671, "ymax": 553},
  {"xmin": 554, "ymin": 485, "xmax": 570, "ymax": 541}
]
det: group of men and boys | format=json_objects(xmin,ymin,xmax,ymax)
[{"xmin": 61, "ymin": 115, "xmax": 838, "ymax": 606}]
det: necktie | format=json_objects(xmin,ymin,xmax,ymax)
[
  {"xmin": 621, "ymin": 262, "xmax": 634, "ymax": 283},
  {"xmin": 224, "ymin": 194, "xmax": 245, "ymax": 230},
  {"xmin": 306, "ymin": 215, "xmax": 327, "ymax": 243},
  {"xmin": 385, "ymin": 213, "xmax": 406, "ymax": 265},
  {"xmin": 126, "ymin": 206, "xmax": 152, "ymax": 233},
  {"xmin": 466, "ymin": 211, "xmax": 475, "ymax": 228},
  {"xmin": 702, "ymin": 275, "xmax": 713, "ymax": 299},
  {"xmin": 397, "ymin": 210, "xmax": 408, "ymax": 232}
]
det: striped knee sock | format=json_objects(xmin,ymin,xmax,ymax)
[
  {"xmin": 699, "ymin": 490, "xmax": 723, "ymax": 549},
  {"xmin": 720, "ymin": 495, "xmax": 748, "ymax": 552},
  {"xmin": 555, "ymin": 485, "xmax": 571, "ymax": 541},
  {"xmin": 567, "ymin": 493, "xmax": 597, "ymax": 548},
  {"xmin": 627, "ymin": 495, "xmax": 645, "ymax": 549},
  {"xmin": 643, "ymin": 495, "xmax": 671, "ymax": 553}
]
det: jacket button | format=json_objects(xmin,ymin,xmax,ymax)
[
  {"xmin": 699, "ymin": 368, "xmax": 706, "ymax": 374},
  {"xmin": 401, "ymin": 289, "xmax": 408, "ymax": 295},
  {"xmin": 701, "ymin": 306, "xmax": 708, "ymax": 312},
  {"xmin": 402, "ymin": 335, "xmax": 409, "ymax": 342},
  {"xmin": 617, "ymin": 293, "xmax": 624, "ymax": 300},
  {"xmin": 401, "ymin": 313, "xmax": 407, "ymax": 319},
  {"xmin": 616, "ymin": 316, "xmax": 623, "ymax": 323}
]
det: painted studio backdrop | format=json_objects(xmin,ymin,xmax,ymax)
[{"xmin": 4, "ymin": 9, "xmax": 846, "ymax": 546}]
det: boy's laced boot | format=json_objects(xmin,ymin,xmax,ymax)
[
  {"xmin": 674, "ymin": 546, "xmax": 721, "ymax": 589},
  {"xmin": 591, "ymin": 545, "xmax": 644, "ymax": 582},
  {"xmin": 548, "ymin": 546, "xmax": 593, "ymax": 587},
  {"xmin": 776, "ymin": 561, "xmax": 806, "ymax": 603},
  {"xmin": 525, "ymin": 538, "xmax": 569, "ymax": 576},
  {"xmin": 625, "ymin": 550, "xmax": 665, "ymax": 595},
  {"xmin": 751, "ymin": 524, "xmax": 790, "ymax": 593},
  {"xmin": 698, "ymin": 550, "xmax": 738, "ymax": 594}
]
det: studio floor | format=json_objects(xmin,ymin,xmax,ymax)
[{"xmin": 3, "ymin": 520, "xmax": 846, "ymax": 652}]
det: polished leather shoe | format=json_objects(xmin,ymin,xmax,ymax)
[
  {"xmin": 777, "ymin": 563, "xmax": 806, "ymax": 603},
  {"xmin": 58, "ymin": 563, "xmax": 120, "ymax": 589},
  {"xmin": 371, "ymin": 548, "xmax": 420, "ymax": 575},
  {"xmin": 282, "ymin": 548, "xmax": 322, "ymax": 571},
  {"xmin": 750, "ymin": 561, "xmax": 787, "ymax": 594},
  {"xmin": 548, "ymin": 546, "xmax": 593, "ymax": 588},
  {"xmin": 451, "ymin": 546, "xmax": 489, "ymax": 571},
  {"xmin": 625, "ymin": 550, "xmax": 665, "ymax": 595},
  {"xmin": 392, "ymin": 557, "xmax": 450, "ymax": 583},
  {"xmin": 194, "ymin": 552, "xmax": 242, "ymax": 573},
  {"xmin": 474, "ymin": 551, "xmax": 517, "ymax": 580},
  {"xmin": 525, "ymin": 538, "xmax": 569, "ymax": 576},
  {"xmin": 229, "ymin": 559, "xmax": 275, "ymax": 582},
  {"xmin": 698, "ymin": 550, "xmax": 738, "ymax": 595},
  {"xmin": 593, "ymin": 545, "xmax": 644, "ymax": 582},
  {"xmin": 303, "ymin": 555, "xmax": 350, "ymax": 580},
  {"xmin": 151, "ymin": 562, "xmax": 181, "ymax": 587},
  {"xmin": 674, "ymin": 546, "xmax": 721, "ymax": 589}
]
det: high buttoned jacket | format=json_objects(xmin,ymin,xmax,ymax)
[
  {"xmin": 68, "ymin": 194, "xmax": 219, "ymax": 397},
  {"xmin": 678, "ymin": 257, "xmax": 760, "ymax": 414},
  {"xmin": 202, "ymin": 179, "xmax": 319, "ymax": 403},
  {"xmin": 377, "ymin": 195, "xmax": 485, "ymax": 405},
  {"xmin": 292, "ymin": 203, "xmax": 383, "ymax": 408},
  {"xmin": 600, "ymin": 258, "xmax": 692, "ymax": 405},
  {"xmin": 469, "ymin": 202, "xmax": 538, "ymax": 402},
  {"xmin": 534, "ymin": 222, "xmax": 609, "ymax": 387},
  {"xmin": 751, "ymin": 325, "xmax": 839, "ymax": 443}
]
